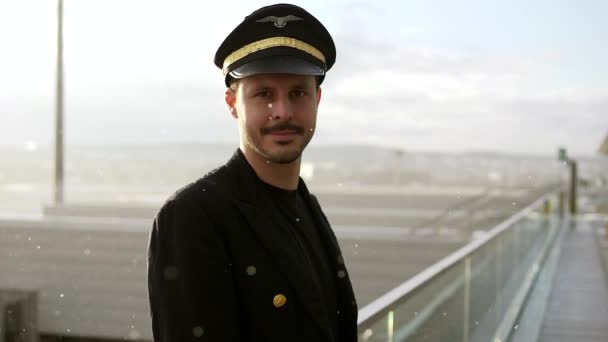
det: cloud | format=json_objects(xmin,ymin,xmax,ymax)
[
  {"xmin": 317, "ymin": 34, "xmax": 608, "ymax": 155},
  {"xmin": 1, "ymin": 1, "xmax": 606, "ymax": 156}
]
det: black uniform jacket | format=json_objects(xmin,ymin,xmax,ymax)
[{"xmin": 148, "ymin": 149, "xmax": 358, "ymax": 342}]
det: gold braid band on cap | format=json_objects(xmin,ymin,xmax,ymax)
[{"xmin": 222, "ymin": 36, "xmax": 326, "ymax": 73}]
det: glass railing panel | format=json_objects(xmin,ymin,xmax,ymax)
[
  {"xmin": 359, "ymin": 262, "xmax": 465, "ymax": 341},
  {"xmin": 467, "ymin": 238, "xmax": 500, "ymax": 340},
  {"xmin": 393, "ymin": 261, "xmax": 465, "ymax": 341},
  {"xmin": 358, "ymin": 195, "xmax": 560, "ymax": 342},
  {"xmin": 468, "ymin": 217, "xmax": 551, "ymax": 341}
]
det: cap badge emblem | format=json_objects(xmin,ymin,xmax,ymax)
[{"xmin": 256, "ymin": 15, "xmax": 303, "ymax": 28}]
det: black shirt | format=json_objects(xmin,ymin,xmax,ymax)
[{"xmin": 261, "ymin": 181, "xmax": 338, "ymax": 341}]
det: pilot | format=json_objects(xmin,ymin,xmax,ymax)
[{"xmin": 148, "ymin": 4, "xmax": 358, "ymax": 342}]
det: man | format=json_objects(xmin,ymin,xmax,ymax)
[{"xmin": 147, "ymin": 3, "xmax": 357, "ymax": 342}]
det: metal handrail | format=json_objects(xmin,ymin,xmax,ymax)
[
  {"xmin": 413, "ymin": 190, "xmax": 490, "ymax": 229},
  {"xmin": 357, "ymin": 190, "xmax": 556, "ymax": 326}
]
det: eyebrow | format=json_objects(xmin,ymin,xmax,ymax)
[
  {"xmin": 250, "ymin": 86, "xmax": 272, "ymax": 92},
  {"xmin": 249, "ymin": 83, "xmax": 312, "ymax": 93},
  {"xmin": 289, "ymin": 83, "xmax": 311, "ymax": 90}
]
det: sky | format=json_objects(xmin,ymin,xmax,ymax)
[{"xmin": 0, "ymin": 0, "xmax": 607, "ymax": 157}]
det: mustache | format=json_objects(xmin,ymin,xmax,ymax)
[{"xmin": 261, "ymin": 124, "xmax": 305, "ymax": 135}]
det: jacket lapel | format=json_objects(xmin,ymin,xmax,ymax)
[
  {"xmin": 224, "ymin": 150, "xmax": 331, "ymax": 333},
  {"xmin": 298, "ymin": 181, "xmax": 358, "ymax": 323}
]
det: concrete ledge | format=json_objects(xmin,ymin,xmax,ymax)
[{"xmin": 43, "ymin": 204, "xmax": 158, "ymax": 219}]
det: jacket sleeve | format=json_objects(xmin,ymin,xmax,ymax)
[{"xmin": 147, "ymin": 199, "xmax": 241, "ymax": 342}]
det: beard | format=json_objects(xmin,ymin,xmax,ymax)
[{"xmin": 245, "ymin": 123, "xmax": 313, "ymax": 164}]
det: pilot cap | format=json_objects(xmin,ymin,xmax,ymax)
[{"xmin": 214, "ymin": 3, "xmax": 336, "ymax": 87}]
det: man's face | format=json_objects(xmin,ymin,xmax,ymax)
[{"xmin": 226, "ymin": 73, "xmax": 321, "ymax": 164}]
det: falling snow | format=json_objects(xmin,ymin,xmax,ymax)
[{"xmin": 192, "ymin": 326, "xmax": 204, "ymax": 337}]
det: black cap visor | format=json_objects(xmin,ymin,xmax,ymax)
[{"xmin": 228, "ymin": 55, "xmax": 325, "ymax": 79}]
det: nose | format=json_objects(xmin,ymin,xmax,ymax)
[{"xmin": 269, "ymin": 95, "xmax": 293, "ymax": 121}]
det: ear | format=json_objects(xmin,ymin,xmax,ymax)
[
  {"xmin": 316, "ymin": 87, "xmax": 322, "ymax": 106},
  {"xmin": 225, "ymin": 88, "xmax": 238, "ymax": 118}
]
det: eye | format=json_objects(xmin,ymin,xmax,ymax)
[
  {"xmin": 255, "ymin": 90, "xmax": 271, "ymax": 98},
  {"xmin": 291, "ymin": 90, "xmax": 307, "ymax": 97}
]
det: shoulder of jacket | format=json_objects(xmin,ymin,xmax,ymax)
[
  {"xmin": 162, "ymin": 164, "xmax": 233, "ymax": 210},
  {"xmin": 309, "ymin": 193, "xmax": 322, "ymax": 208}
]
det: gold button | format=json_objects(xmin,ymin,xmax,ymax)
[{"xmin": 273, "ymin": 294, "xmax": 287, "ymax": 308}]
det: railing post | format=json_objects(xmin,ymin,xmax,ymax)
[
  {"xmin": 569, "ymin": 160, "xmax": 577, "ymax": 215},
  {"xmin": 463, "ymin": 257, "xmax": 471, "ymax": 342},
  {"xmin": 387, "ymin": 310, "xmax": 394, "ymax": 342},
  {"xmin": 543, "ymin": 199, "xmax": 551, "ymax": 215},
  {"xmin": 558, "ymin": 191, "xmax": 565, "ymax": 218},
  {"xmin": 54, "ymin": 0, "xmax": 65, "ymax": 205},
  {"xmin": 0, "ymin": 300, "xmax": 4, "ymax": 342},
  {"xmin": 496, "ymin": 238, "xmax": 503, "ymax": 326}
]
